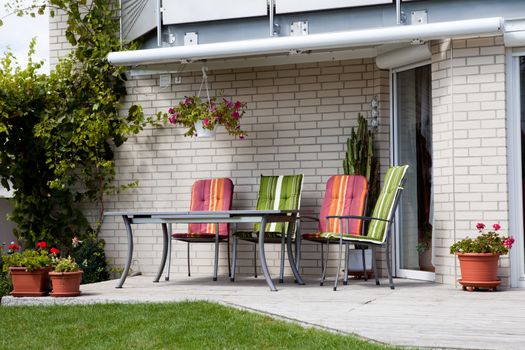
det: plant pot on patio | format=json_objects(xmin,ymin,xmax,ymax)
[
  {"xmin": 450, "ymin": 223, "xmax": 515, "ymax": 292},
  {"xmin": 49, "ymin": 271, "xmax": 83, "ymax": 297},
  {"xmin": 49, "ymin": 256, "xmax": 83, "ymax": 297},
  {"xmin": 456, "ymin": 253, "xmax": 500, "ymax": 291},
  {"xmin": 9, "ymin": 267, "xmax": 51, "ymax": 297}
]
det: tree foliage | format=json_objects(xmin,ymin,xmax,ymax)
[{"xmin": 0, "ymin": 0, "xmax": 160, "ymax": 250}]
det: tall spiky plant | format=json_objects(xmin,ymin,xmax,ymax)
[{"xmin": 343, "ymin": 113, "xmax": 379, "ymax": 215}]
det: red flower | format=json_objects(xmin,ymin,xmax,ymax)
[
  {"xmin": 168, "ymin": 113, "xmax": 178, "ymax": 124},
  {"xmin": 37, "ymin": 241, "xmax": 47, "ymax": 249},
  {"xmin": 8, "ymin": 243, "xmax": 19, "ymax": 251},
  {"xmin": 234, "ymin": 101, "xmax": 242, "ymax": 110},
  {"xmin": 476, "ymin": 223, "xmax": 485, "ymax": 231},
  {"xmin": 231, "ymin": 111, "xmax": 240, "ymax": 120},
  {"xmin": 503, "ymin": 236, "xmax": 515, "ymax": 249},
  {"xmin": 168, "ymin": 107, "xmax": 174, "ymax": 114},
  {"xmin": 492, "ymin": 223, "xmax": 501, "ymax": 231},
  {"xmin": 203, "ymin": 118, "xmax": 210, "ymax": 127},
  {"xmin": 50, "ymin": 247, "xmax": 60, "ymax": 255}
]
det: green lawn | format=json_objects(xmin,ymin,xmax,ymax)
[{"xmin": 0, "ymin": 301, "xmax": 394, "ymax": 350}]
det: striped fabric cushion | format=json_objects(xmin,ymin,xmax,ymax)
[
  {"xmin": 319, "ymin": 175, "xmax": 368, "ymax": 235},
  {"xmin": 254, "ymin": 174, "xmax": 303, "ymax": 234},
  {"xmin": 365, "ymin": 165, "xmax": 408, "ymax": 243},
  {"xmin": 187, "ymin": 178, "xmax": 234, "ymax": 237}
]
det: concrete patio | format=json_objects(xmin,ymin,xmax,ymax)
[{"xmin": 2, "ymin": 274, "xmax": 525, "ymax": 350}]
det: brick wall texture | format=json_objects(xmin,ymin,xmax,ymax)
[{"xmin": 49, "ymin": 14, "xmax": 511, "ymax": 285}]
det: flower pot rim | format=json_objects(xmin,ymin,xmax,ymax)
[
  {"xmin": 49, "ymin": 270, "xmax": 84, "ymax": 276},
  {"xmin": 455, "ymin": 252, "xmax": 501, "ymax": 257},
  {"xmin": 8, "ymin": 266, "xmax": 52, "ymax": 272}
]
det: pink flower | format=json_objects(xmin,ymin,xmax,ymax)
[
  {"xmin": 231, "ymin": 111, "xmax": 240, "ymax": 120},
  {"xmin": 492, "ymin": 223, "xmax": 501, "ymax": 231},
  {"xmin": 168, "ymin": 107, "xmax": 174, "ymax": 114},
  {"xmin": 223, "ymin": 98, "xmax": 233, "ymax": 108},
  {"xmin": 503, "ymin": 236, "xmax": 515, "ymax": 249},
  {"xmin": 234, "ymin": 101, "xmax": 242, "ymax": 110},
  {"xmin": 72, "ymin": 236, "xmax": 82, "ymax": 248},
  {"xmin": 476, "ymin": 223, "xmax": 486, "ymax": 231},
  {"xmin": 239, "ymin": 134, "xmax": 245, "ymax": 140},
  {"xmin": 203, "ymin": 118, "xmax": 210, "ymax": 127},
  {"xmin": 183, "ymin": 97, "xmax": 192, "ymax": 105},
  {"xmin": 168, "ymin": 113, "xmax": 178, "ymax": 124}
]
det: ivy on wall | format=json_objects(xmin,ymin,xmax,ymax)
[{"xmin": 0, "ymin": 0, "xmax": 160, "ymax": 251}]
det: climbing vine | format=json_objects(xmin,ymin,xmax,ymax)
[{"xmin": 0, "ymin": 0, "xmax": 160, "ymax": 250}]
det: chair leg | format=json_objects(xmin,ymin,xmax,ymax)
[
  {"xmin": 254, "ymin": 243, "xmax": 258, "ymax": 278},
  {"xmin": 372, "ymin": 247, "xmax": 380, "ymax": 285},
  {"xmin": 385, "ymin": 237, "xmax": 395, "ymax": 290},
  {"xmin": 187, "ymin": 242, "xmax": 191, "ymax": 277},
  {"xmin": 334, "ymin": 237, "xmax": 343, "ymax": 291},
  {"xmin": 295, "ymin": 220, "xmax": 301, "ymax": 272},
  {"xmin": 320, "ymin": 240, "xmax": 329, "ymax": 286},
  {"xmin": 231, "ymin": 236, "xmax": 237, "ymax": 282},
  {"xmin": 362, "ymin": 248, "xmax": 368, "ymax": 281},
  {"xmin": 213, "ymin": 226, "xmax": 219, "ymax": 282},
  {"xmin": 343, "ymin": 243, "xmax": 349, "ymax": 285},
  {"xmin": 279, "ymin": 233, "xmax": 285, "ymax": 283},
  {"xmin": 227, "ymin": 238, "xmax": 231, "ymax": 278}
]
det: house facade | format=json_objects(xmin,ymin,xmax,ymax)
[{"xmin": 49, "ymin": 0, "xmax": 525, "ymax": 287}]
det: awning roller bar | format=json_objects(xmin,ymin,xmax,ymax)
[{"xmin": 108, "ymin": 17, "xmax": 504, "ymax": 66}]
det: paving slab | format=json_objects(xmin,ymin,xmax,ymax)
[{"xmin": 3, "ymin": 275, "xmax": 525, "ymax": 350}]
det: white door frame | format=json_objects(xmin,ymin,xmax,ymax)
[
  {"xmin": 507, "ymin": 48, "xmax": 525, "ymax": 288},
  {"xmin": 390, "ymin": 60, "xmax": 435, "ymax": 281}
]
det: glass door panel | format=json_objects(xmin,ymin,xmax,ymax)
[{"xmin": 394, "ymin": 64, "xmax": 434, "ymax": 276}]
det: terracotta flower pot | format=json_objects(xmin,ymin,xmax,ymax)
[
  {"xmin": 456, "ymin": 253, "xmax": 501, "ymax": 291},
  {"xmin": 49, "ymin": 271, "xmax": 83, "ymax": 297},
  {"xmin": 9, "ymin": 267, "xmax": 51, "ymax": 297}
]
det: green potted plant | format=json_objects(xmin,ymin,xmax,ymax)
[
  {"xmin": 2, "ymin": 241, "xmax": 53, "ymax": 297},
  {"xmin": 49, "ymin": 255, "xmax": 83, "ymax": 297},
  {"xmin": 167, "ymin": 96, "xmax": 247, "ymax": 138},
  {"xmin": 450, "ymin": 223, "xmax": 514, "ymax": 291}
]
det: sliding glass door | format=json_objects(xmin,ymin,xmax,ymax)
[{"xmin": 393, "ymin": 63, "xmax": 434, "ymax": 280}]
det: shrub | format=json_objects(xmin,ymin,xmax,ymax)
[{"xmin": 72, "ymin": 234, "xmax": 109, "ymax": 284}]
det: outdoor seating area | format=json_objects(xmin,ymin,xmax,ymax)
[{"xmin": 105, "ymin": 166, "xmax": 408, "ymax": 292}]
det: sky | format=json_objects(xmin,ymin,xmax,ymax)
[{"xmin": 0, "ymin": 3, "xmax": 49, "ymax": 74}]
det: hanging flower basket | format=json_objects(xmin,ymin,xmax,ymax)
[{"xmin": 167, "ymin": 96, "xmax": 247, "ymax": 138}]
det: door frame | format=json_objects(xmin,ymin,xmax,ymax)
[
  {"xmin": 507, "ymin": 48, "xmax": 525, "ymax": 288},
  {"xmin": 390, "ymin": 60, "xmax": 435, "ymax": 281}
]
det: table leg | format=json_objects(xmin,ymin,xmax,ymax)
[
  {"xmin": 117, "ymin": 215, "xmax": 134, "ymax": 288},
  {"xmin": 258, "ymin": 216, "xmax": 277, "ymax": 291},
  {"xmin": 287, "ymin": 217, "xmax": 304, "ymax": 285},
  {"xmin": 154, "ymin": 223, "xmax": 169, "ymax": 283}
]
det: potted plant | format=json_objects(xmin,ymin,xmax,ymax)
[
  {"xmin": 167, "ymin": 96, "xmax": 247, "ymax": 138},
  {"xmin": 450, "ymin": 223, "xmax": 515, "ymax": 291},
  {"xmin": 1, "ymin": 241, "xmax": 53, "ymax": 297},
  {"xmin": 49, "ymin": 255, "xmax": 83, "ymax": 297}
]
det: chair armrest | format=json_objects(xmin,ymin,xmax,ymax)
[
  {"xmin": 298, "ymin": 216, "xmax": 319, "ymax": 222},
  {"xmin": 326, "ymin": 215, "xmax": 392, "ymax": 223}
]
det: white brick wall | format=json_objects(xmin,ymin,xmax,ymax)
[
  {"xmin": 431, "ymin": 36, "xmax": 509, "ymax": 285},
  {"xmin": 101, "ymin": 59, "xmax": 391, "ymax": 278}
]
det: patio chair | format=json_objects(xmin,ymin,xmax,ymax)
[
  {"xmin": 167, "ymin": 178, "xmax": 234, "ymax": 281},
  {"xmin": 304, "ymin": 165, "xmax": 408, "ymax": 291},
  {"xmin": 230, "ymin": 174, "xmax": 303, "ymax": 283},
  {"xmin": 301, "ymin": 175, "xmax": 369, "ymax": 286}
]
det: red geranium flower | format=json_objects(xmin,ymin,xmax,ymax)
[
  {"xmin": 37, "ymin": 241, "xmax": 47, "ymax": 249},
  {"xmin": 8, "ymin": 243, "xmax": 20, "ymax": 251},
  {"xmin": 50, "ymin": 247, "xmax": 60, "ymax": 255},
  {"xmin": 492, "ymin": 223, "xmax": 501, "ymax": 231},
  {"xmin": 476, "ymin": 223, "xmax": 485, "ymax": 231}
]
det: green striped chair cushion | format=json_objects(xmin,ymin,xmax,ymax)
[
  {"xmin": 365, "ymin": 165, "xmax": 408, "ymax": 243},
  {"xmin": 254, "ymin": 174, "xmax": 303, "ymax": 235}
]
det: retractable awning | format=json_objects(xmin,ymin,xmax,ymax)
[{"xmin": 108, "ymin": 17, "xmax": 504, "ymax": 67}]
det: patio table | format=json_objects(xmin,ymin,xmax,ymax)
[{"xmin": 104, "ymin": 210, "xmax": 303, "ymax": 291}]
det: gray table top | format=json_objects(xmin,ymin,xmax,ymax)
[{"xmin": 104, "ymin": 209, "xmax": 298, "ymax": 218}]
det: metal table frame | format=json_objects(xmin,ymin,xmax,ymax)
[{"xmin": 104, "ymin": 210, "xmax": 304, "ymax": 291}]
